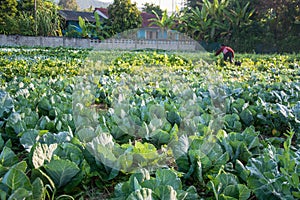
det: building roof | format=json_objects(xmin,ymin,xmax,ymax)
[
  {"xmin": 94, "ymin": 7, "xmax": 159, "ymax": 28},
  {"xmin": 141, "ymin": 12, "xmax": 159, "ymax": 28},
  {"xmin": 59, "ymin": 10, "xmax": 97, "ymax": 23},
  {"xmin": 95, "ymin": 7, "xmax": 109, "ymax": 19}
]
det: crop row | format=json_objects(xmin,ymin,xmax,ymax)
[{"xmin": 0, "ymin": 48, "xmax": 299, "ymax": 199}]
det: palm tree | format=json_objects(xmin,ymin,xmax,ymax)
[
  {"xmin": 149, "ymin": 10, "xmax": 176, "ymax": 39},
  {"xmin": 225, "ymin": 1, "xmax": 255, "ymax": 39},
  {"xmin": 91, "ymin": 12, "xmax": 110, "ymax": 40},
  {"xmin": 180, "ymin": 7, "xmax": 212, "ymax": 41}
]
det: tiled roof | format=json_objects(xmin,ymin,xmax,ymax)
[
  {"xmin": 141, "ymin": 12, "xmax": 159, "ymax": 28},
  {"xmin": 94, "ymin": 8, "xmax": 159, "ymax": 28},
  {"xmin": 59, "ymin": 10, "xmax": 97, "ymax": 22}
]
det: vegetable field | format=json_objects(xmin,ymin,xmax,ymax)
[{"xmin": 0, "ymin": 47, "xmax": 300, "ymax": 200}]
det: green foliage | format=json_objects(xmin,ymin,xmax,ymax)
[
  {"xmin": 1, "ymin": 0, "xmax": 62, "ymax": 36},
  {"xmin": 36, "ymin": 3, "xmax": 61, "ymax": 36},
  {"xmin": 208, "ymin": 172, "xmax": 251, "ymax": 200},
  {"xmin": 114, "ymin": 168, "xmax": 198, "ymax": 199},
  {"xmin": 10, "ymin": 12, "xmax": 35, "ymax": 35},
  {"xmin": 179, "ymin": 0, "xmax": 299, "ymax": 52},
  {"xmin": 185, "ymin": 0, "xmax": 202, "ymax": 9},
  {"xmin": 0, "ymin": 0, "xmax": 18, "ymax": 34},
  {"xmin": 92, "ymin": 12, "xmax": 111, "ymax": 40},
  {"xmin": 0, "ymin": 47, "xmax": 86, "ymax": 81},
  {"xmin": 178, "ymin": 0, "xmax": 254, "ymax": 42},
  {"xmin": 142, "ymin": 3, "xmax": 163, "ymax": 17},
  {"xmin": 44, "ymin": 159, "xmax": 80, "ymax": 188},
  {"xmin": 17, "ymin": 0, "xmax": 35, "ymax": 13},
  {"xmin": 107, "ymin": 0, "xmax": 142, "ymax": 34},
  {"xmin": 111, "ymin": 51, "xmax": 192, "ymax": 68},
  {"xmin": 58, "ymin": 0, "xmax": 78, "ymax": 11},
  {"xmin": 149, "ymin": 9, "xmax": 177, "ymax": 31},
  {"xmin": 0, "ymin": 47, "xmax": 300, "ymax": 199},
  {"xmin": 0, "ymin": 0, "xmax": 18, "ymax": 23},
  {"xmin": 77, "ymin": 16, "xmax": 89, "ymax": 38},
  {"xmin": 231, "ymin": 0, "xmax": 299, "ymax": 52},
  {"xmin": 180, "ymin": 6, "xmax": 216, "ymax": 41},
  {"xmin": 246, "ymin": 130, "xmax": 300, "ymax": 199},
  {"xmin": 71, "ymin": 13, "xmax": 111, "ymax": 39}
]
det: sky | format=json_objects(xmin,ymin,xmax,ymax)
[{"xmin": 99, "ymin": 0, "xmax": 184, "ymax": 12}]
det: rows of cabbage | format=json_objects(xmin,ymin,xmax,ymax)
[
  {"xmin": 0, "ymin": 48, "xmax": 299, "ymax": 200},
  {"xmin": 0, "ymin": 47, "xmax": 90, "ymax": 82}
]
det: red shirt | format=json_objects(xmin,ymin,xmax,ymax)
[{"xmin": 215, "ymin": 46, "xmax": 235, "ymax": 57}]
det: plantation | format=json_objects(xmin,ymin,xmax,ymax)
[{"xmin": 0, "ymin": 47, "xmax": 299, "ymax": 200}]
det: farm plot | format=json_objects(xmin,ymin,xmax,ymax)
[{"xmin": 0, "ymin": 47, "xmax": 299, "ymax": 200}]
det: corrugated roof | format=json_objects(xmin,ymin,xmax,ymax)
[{"xmin": 59, "ymin": 10, "xmax": 97, "ymax": 22}]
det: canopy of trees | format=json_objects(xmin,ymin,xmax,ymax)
[
  {"xmin": 142, "ymin": 3, "xmax": 163, "ymax": 17},
  {"xmin": 0, "ymin": 0, "xmax": 18, "ymax": 26},
  {"xmin": 58, "ymin": 0, "xmax": 78, "ymax": 11},
  {"xmin": 107, "ymin": 0, "xmax": 142, "ymax": 35},
  {"xmin": 182, "ymin": 0, "xmax": 299, "ymax": 52}
]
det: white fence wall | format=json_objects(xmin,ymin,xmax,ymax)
[{"xmin": 0, "ymin": 35, "xmax": 199, "ymax": 51}]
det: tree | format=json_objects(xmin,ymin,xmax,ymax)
[
  {"xmin": 58, "ymin": 0, "xmax": 78, "ymax": 11},
  {"xmin": 142, "ymin": 3, "xmax": 163, "ymax": 17},
  {"xmin": 17, "ymin": 0, "xmax": 35, "ymax": 13},
  {"xmin": 149, "ymin": 10, "xmax": 176, "ymax": 30},
  {"xmin": 35, "ymin": 1, "xmax": 62, "ymax": 36},
  {"xmin": 2, "ymin": 0, "xmax": 62, "ymax": 36},
  {"xmin": 179, "ymin": 0, "xmax": 230, "ymax": 42},
  {"xmin": 253, "ymin": 0, "xmax": 299, "ymax": 40},
  {"xmin": 0, "ymin": 0, "xmax": 18, "ymax": 34},
  {"xmin": 149, "ymin": 10, "xmax": 177, "ymax": 39},
  {"xmin": 16, "ymin": 0, "xmax": 62, "ymax": 36},
  {"xmin": 107, "ymin": 0, "xmax": 142, "ymax": 34},
  {"xmin": 179, "ymin": 7, "xmax": 215, "ymax": 41},
  {"xmin": 69, "ymin": 13, "xmax": 111, "ymax": 39},
  {"xmin": 216, "ymin": 1, "xmax": 254, "ymax": 39},
  {"xmin": 91, "ymin": 12, "xmax": 110, "ymax": 40},
  {"xmin": 0, "ymin": 0, "xmax": 18, "ymax": 25},
  {"xmin": 177, "ymin": 0, "xmax": 256, "ymax": 46}
]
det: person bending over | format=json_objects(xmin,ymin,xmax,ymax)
[{"xmin": 215, "ymin": 44, "xmax": 235, "ymax": 63}]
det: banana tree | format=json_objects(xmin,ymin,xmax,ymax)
[
  {"xmin": 225, "ymin": 1, "xmax": 255, "ymax": 39},
  {"xmin": 179, "ymin": 5, "xmax": 228, "ymax": 42},
  {"xmin": 149, "ymin": 10, "xmax": 177, "ymax": 39},
  {"xmin": 78, "ymin": 16, "xmax": 90, "ymax": 38},
  {"xmin": 202, "ymin": 0, "xmax": 229, "ymax": 19},
  {"xmin": 90, "ymin": 12, "xmax": 111, "ymax": 40},
  {"xmin": 201, "ymin": 0, "xmax": 231, "ymax": 40},
  {"xmin": 180, "ymin": 7, "xmax": 213, "ymax": 41}
]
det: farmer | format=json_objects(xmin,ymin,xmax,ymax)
[{"xmin": 215, "ymin": 44, "xmax": 235, "ymax": 63}]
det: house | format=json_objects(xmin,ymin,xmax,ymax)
[
  {"xmin": 59, "ymin": 10, "xmax": 107, "ymax": 36},
  {"xmin": 138, "ymin": 12, "xmax": 160, "ymax": 39},
  {"xmin": 94, "ymin": 8, "xmax": 182, "ymax": 40},
  {"xmin": 59, "ymin": 10, "xmax": 95, "ymax": 35}
]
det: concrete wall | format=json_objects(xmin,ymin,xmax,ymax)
[
  {"xmin": 0, "ymin": 35, "xmax": 91, "ymax": 48},
  {"xmin": 0, "ymin": 34, "xmax": 199, "ymax": 51}
]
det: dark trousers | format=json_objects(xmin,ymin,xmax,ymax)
[{"xmin": 224, "ymin": 52, "xmax": 234, "ymax": 63}]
